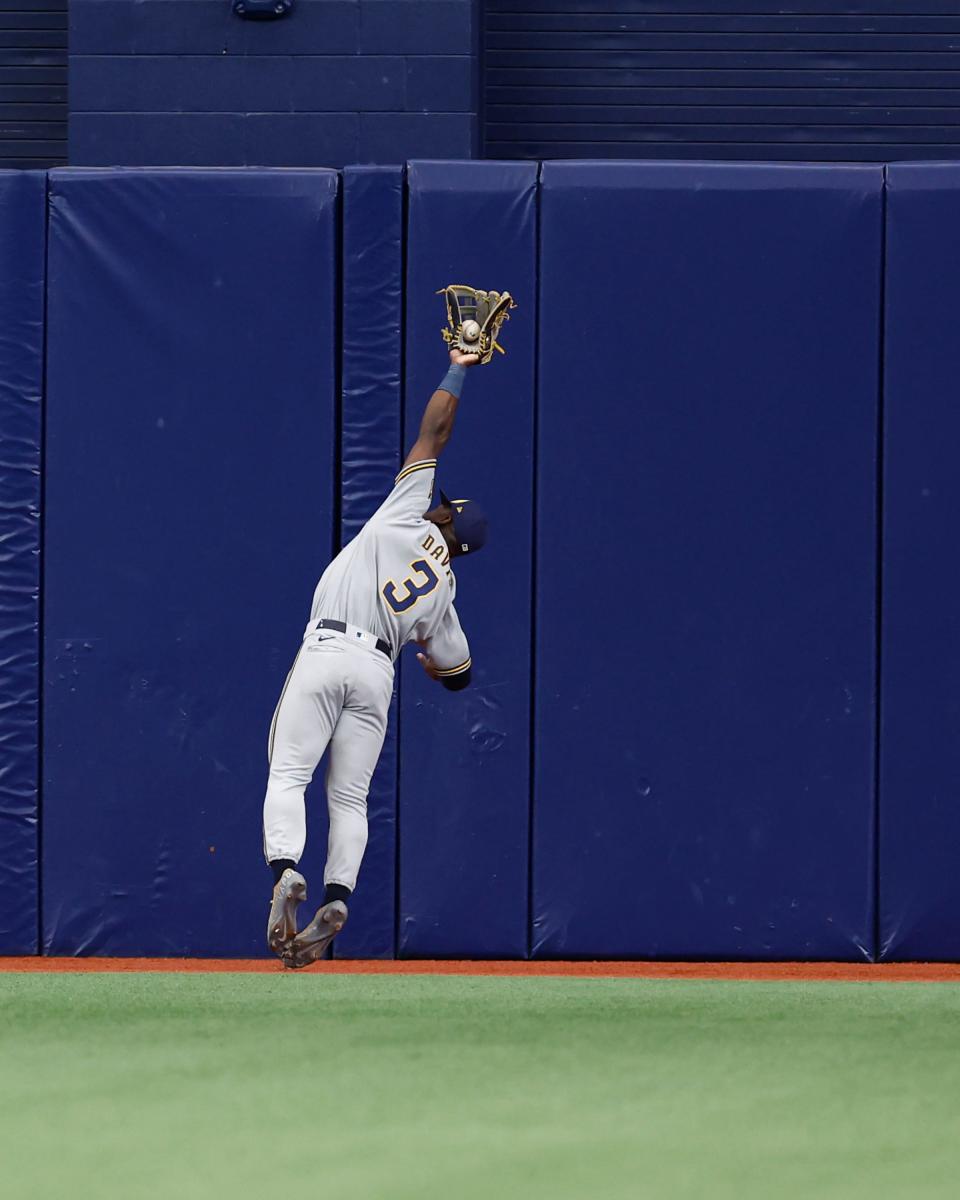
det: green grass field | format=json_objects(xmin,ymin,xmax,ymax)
[{"xmin": 2, "ymin": 973, "xmax": 959, "ymax": 1199}]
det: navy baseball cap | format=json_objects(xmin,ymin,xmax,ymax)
[{"xmin": 440, "ymin": 489, "xmax": 488, "ymax": 555}]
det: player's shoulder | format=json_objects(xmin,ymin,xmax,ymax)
[
  {"xmin": 395, "ymin": 457, "xmax": 437, "ymax": 485},
  {"xmin": 366, "ymin": 515, "xmax": 432, "ymax": 551},
  {"xmin": 367, "ymin": 460, "xmax": 436, "ymax": 529}
]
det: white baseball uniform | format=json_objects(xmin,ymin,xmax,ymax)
[{"xmin": 262, "ymin": 458, "xmax": 471, "ymax": 890}]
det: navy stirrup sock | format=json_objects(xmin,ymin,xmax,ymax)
[{"xmin": 270, "ymin": 859, "xmax": 296, "ymax": 885}]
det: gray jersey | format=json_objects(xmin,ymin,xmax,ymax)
[{"xmin": 308, "ymin": 458, "xmax": 471, "ymax": 678}]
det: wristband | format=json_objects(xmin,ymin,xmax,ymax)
[{"xmin": 439, "ymin": 363, "xmax": 467, "ymax": 399}]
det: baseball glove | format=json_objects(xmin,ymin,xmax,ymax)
[{"xmin": 438, "ymin": 285, "xmax": 516, "ymax": 365}]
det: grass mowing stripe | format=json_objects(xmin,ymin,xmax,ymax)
[{"xmin": 2, "ymin": 975, "xmax": 959, "ymax": 1200}]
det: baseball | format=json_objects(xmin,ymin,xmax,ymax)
[{"xmin": 461, "ymin": 319, "xmax": 481, "ymax": 342}]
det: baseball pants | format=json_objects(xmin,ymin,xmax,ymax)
[{"xmin": 262, "ymin": 628, "xmax": 394, "ymax": 891}]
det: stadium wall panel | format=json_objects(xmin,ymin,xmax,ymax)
[
  {"xmin": 0, "ymin": 171, "xmax": 46, "ymax": 954},
  {"xmin": 533, "ymin": 161, "xmax": 882, "ymax": 960},
  {"xmin": 42, "ymin": 167, "xmax": 339, "ymax": 956},
  {"xmin": 398, "ymin": 160, "xmax": 537, "ymax": 957},
  {"xmin": 879, "ymin": 163, "xmax": 960, "ymax": 960},
  {"xmin": 335, "ymin": 164, "xmax": 404, "ymax": 958}
]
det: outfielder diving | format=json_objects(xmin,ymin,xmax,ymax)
[{"xmin": 263, "ymin": 348, "xmax": 485, "ymax": 967}]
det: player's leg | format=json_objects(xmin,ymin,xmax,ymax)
[
  {"xmin": 285, "ymin": 653, "xmax": 393, "ymax": 967},
  {"xmin": 324, "ymin": 653, "xmax": 394, "ymax": 892},
  {"xmin": 262, "ymin": 645, "xmax": 347, "ymax": 863},
  {"xmin": 262, "ymin": 643, "xmax": 347, "ymax": 955}
]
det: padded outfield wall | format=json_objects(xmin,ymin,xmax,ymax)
[{"xmin": 0, "ymin": 160, "xmax": 954, "ymax": 960}]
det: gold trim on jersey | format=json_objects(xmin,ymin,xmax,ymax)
[
  {"xmin": 395, "ymin": 459, "xmax": 437, "ymax": 485},
  {"xmin": 434, "ymin": 657, "xmax": 472, "ymax": 677}
]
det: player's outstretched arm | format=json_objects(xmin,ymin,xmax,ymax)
[{"xmin": 402, "ymin": 348, "xmax": 479, "ymax": 469}]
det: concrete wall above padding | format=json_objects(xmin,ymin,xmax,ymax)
[{"xmin": 69, "ymin": 0, "xmax": 478, "ymax": 167}]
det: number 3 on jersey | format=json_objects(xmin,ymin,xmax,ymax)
[{"xmin": 382, "ymin": 558, "xmax": 440, "ymax": 614}]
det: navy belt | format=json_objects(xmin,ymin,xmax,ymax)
[{"xmin": 315, "ymin": 618, "xmax": 391, "ymax": 659}]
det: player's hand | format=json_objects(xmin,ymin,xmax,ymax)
[
  {"xmin": 449, "ymin": 348, "xmax": 480, "ymax": 368},
  {"xmin": 416, "ymin": 652, "xmax": 441, "ymax": 680}
]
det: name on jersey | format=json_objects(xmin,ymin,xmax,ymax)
[{"xmin": 421, "ymin": 531, "xmax": 453, "ymax": 582}]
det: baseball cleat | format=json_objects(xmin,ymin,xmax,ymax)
[
  {"xmin": 267, "ymin": 869, "xmax": 307, "ymax": 958},
  {"xmin": 282, "ymin": 900, "xmax": 348, "ymax": 969}
]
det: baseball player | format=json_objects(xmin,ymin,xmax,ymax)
[{"xmin": 263, "ymin": 348, "xmax": 486, "ymax": 967}]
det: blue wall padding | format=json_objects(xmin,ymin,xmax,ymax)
[
  {"xmin": 335, "ymin": 165, "xmax": 404, "ymax": 959},
  {"xmin": 43, "ymin": 168, "xmax": 338, "ymax": 956},
  {"xmin": 879, "ymin": 163, "xmax": 960, "ymax": 960},
  {"xmin": 534, "ymin": 161, "xmax": 882, "ymax": 960},
  {"xmin": 0, "ymin": 171, "xmax": 45, "ymax": 955},
  {"xmin": 398, "ymin": 160, "xmax": 537, "ymax": 957}
]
